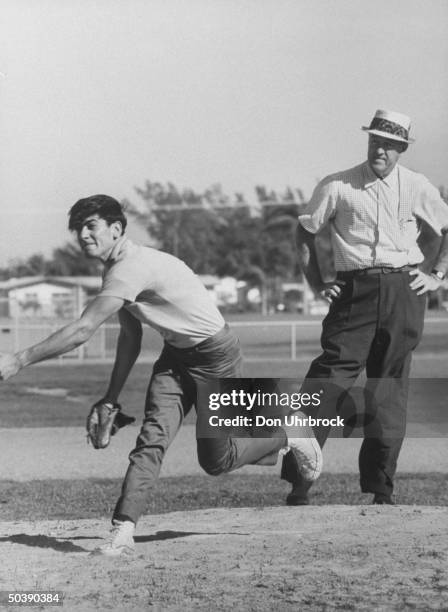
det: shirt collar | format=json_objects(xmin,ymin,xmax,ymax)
[
  {"xmin": 362, "ymin": 162, "xmax": 378, "ymax": 188},
  {"xmin": 381, "ymin": 163, "xmax": 399, "ymax": 189},
  {"xmin": 362, "ymin": 161, "xmax": 399, "ymax": 189}
]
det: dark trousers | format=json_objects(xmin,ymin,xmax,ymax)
[
  {"xmin": 282, "ymin": 270, "xmax": 426, "ymax": 496},
  {"xmin": 114, "ymin": 326, "xmax": 285, "ymax": 524}
]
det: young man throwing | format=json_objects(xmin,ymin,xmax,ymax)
[{"xmin": 0, "ymin": 195, "xmax": 322, "ymax": 555}]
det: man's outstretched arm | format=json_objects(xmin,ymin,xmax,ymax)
[{"xmin": 0, "ymin": 295, "xmax": 125, "ymax": 380}]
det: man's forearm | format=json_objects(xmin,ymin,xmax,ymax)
[
  {"xmin": 16, "ymin": 321, "xmax": 94, "ymax": 368},
  {"xmin": 103, "ymin": 331, "xmax": 142, "ymax": 403},
  {"xmin": 296, "ymin": 223, "xmax": 324, "ymax": 291},
  {"xmin": 433, "ymin": 231, "xmax": 448, "ymax": 275}
]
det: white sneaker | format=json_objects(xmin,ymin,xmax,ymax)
[
  {"xmin": 94, "ymin": 520, "xmax": 136, "ymax": 557},
  {"xmin": 282, "ymin": 411, "xmax": 323, "ymax": 482}
]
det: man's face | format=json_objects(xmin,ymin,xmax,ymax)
[
  {"xmin": 367, "ymin": 135, "xmax": 406, "ymax": 178},
  {"xmin": 76, "ymin": 214, "xmax": 121, "ymax": 261}
]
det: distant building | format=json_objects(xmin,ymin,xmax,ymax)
[
  {"xmin": 196, "ymin": 275, "xmax": 247, "ymax": 310},
  {"xmin": 0, "ymin": 277, "xmax": 101, "ymax": 319},
  {"xmin": 279, "ymin": 281, "xmax": 328, "ymax": 315}
]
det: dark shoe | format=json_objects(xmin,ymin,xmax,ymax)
[
  {"xmin": 282, "ymin": 450, "xmax": 313, "ymax": 506},
  {"xmin": 372, "ymin": 493, "xmax": 394, "ymax": 505},
  {"xmin": 286, "ymin": 481, "xmax": 312, "ymax": 506}
]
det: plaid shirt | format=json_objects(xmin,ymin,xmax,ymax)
[{"xmin": 299, "ymin": 162, "xmax": 448, "ymax": 271}]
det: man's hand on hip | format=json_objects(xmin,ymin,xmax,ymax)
[
  {"xmin": 0, "ymin": 353, "xmax": 22, "ymax": 381},
  {"xmin": 319, "ymin": 281, "xmax": 346, "ymax": 304},
  {"xmin": 409, "ymin": 269, "xmax": 442, "ymax": 295}
]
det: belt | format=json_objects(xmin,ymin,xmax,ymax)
[{"xmin": 337, "ymin": 264, "xmax": 417, "ymax": 278}]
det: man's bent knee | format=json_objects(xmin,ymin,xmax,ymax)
[
  {"xmin": 198, "ymin": 454, "xmax": 230, "ymax": 476},
  {"xmin": 197, "ymin": 439, "xmax": 234, "ymax": 476}
]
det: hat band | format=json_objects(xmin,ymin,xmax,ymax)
[{"xmin": 369, "ymin": 117, "xmax": 408, "ymax": 140}]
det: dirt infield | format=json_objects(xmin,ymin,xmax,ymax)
[{"xmin": 1, "ymin": 506, "xmax": 447, "ymax": 611}]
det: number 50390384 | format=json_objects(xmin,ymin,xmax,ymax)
[{"xmin": 0, "ymin": 591, "xmax": 63, "ymax": 606}]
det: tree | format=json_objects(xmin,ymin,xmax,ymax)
[
  {"xmin": 46, "ymin": 242, "xmax": 101, "ymax": 276},
  {"xmin": 254, "ymin": 188, "xmax": 309, "ymax": 310},
  {"xmin": 2, "ymin": 242, "xmax": 100, "ymax": 279},
  {"xmin": 125, "ymin": 181, "xmax": 253, "ymax": 275},
  {"xmin": 126, "ymin": 180, "xmax": 312, "ymax": 313}
]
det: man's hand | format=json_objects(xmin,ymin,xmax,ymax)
[
  {"xmin": 409, "ymin": 269, "xmax": 442, "ymax": 295},
  {"xmin": 86, "ymin": 399, "xmax": 136, "ymax": 449},
  {"xmin": 0, "ymin": 353, "xmax": 22, "ymax": 381},
  {"xmin": 318, "ymin": 281, "xmax": 346, "ymax": 304}
]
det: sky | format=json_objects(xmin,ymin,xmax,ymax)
[{"xmin": 1, "ymin": 0, "xmax": 448, "ymax": 265}]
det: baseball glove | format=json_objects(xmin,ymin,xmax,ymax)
[{"xmin": 86, "ymin": 400, "xmax": 135, "ymax": 449}]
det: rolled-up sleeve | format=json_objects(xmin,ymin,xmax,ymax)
[
  {"xmin": 299, "ymin": 177, "xmax": 337, "ymax": 234},
  {"xmin": 99, "ymin": 275, "xmax": 138, "ymax": 302},
  {"xmin": 99, "ymin": 261, "xmax": 148, "ymax": 302}
]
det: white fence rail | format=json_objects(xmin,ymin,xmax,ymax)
[
  {"xmin": 1, "ymin": 317, "xmax": 447, "ymax": 362},
  {"xmin": 0, "ymin": 319, "xmax": 322, "ymax": 362}
]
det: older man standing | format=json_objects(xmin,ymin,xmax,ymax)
[{"xmin": 282, "ymin": 109, "xmax": 448, "ymax": 505}]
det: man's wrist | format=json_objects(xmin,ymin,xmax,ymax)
[
  {"xmin": 431, "ymin": 269, "xmax": 446, "ymax": 282},
  {"xmin": 14, "ymin": 351, "xmax": 28, "ymax": 370},
  {"xmin": 101, "ymin": 398, "xmax": 115, "ymax": 404},
  {"xmin": 100, "ymin": 396, "xmax": 120, "ymax": 407}
]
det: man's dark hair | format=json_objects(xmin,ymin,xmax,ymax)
[{"xmin": 68, "ymin": 195, "xmax": 128, "ymax": 233}]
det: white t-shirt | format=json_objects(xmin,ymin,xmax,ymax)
[{"xmin": 99, "ymin": 237, "xmax": 225, "ymax": 348}]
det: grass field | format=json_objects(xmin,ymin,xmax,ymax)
[
  {"xmin": 1, "ymin": 473, "xmax": 447, "ymax": 522},
  {"xmin": 1, "ymin": 358, "xmax": 447, "ymax": 429}
]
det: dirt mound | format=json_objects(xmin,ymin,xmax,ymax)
[{"xmin": 1, "ymin": 505, "xmax": 447, "ymax": 611}]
